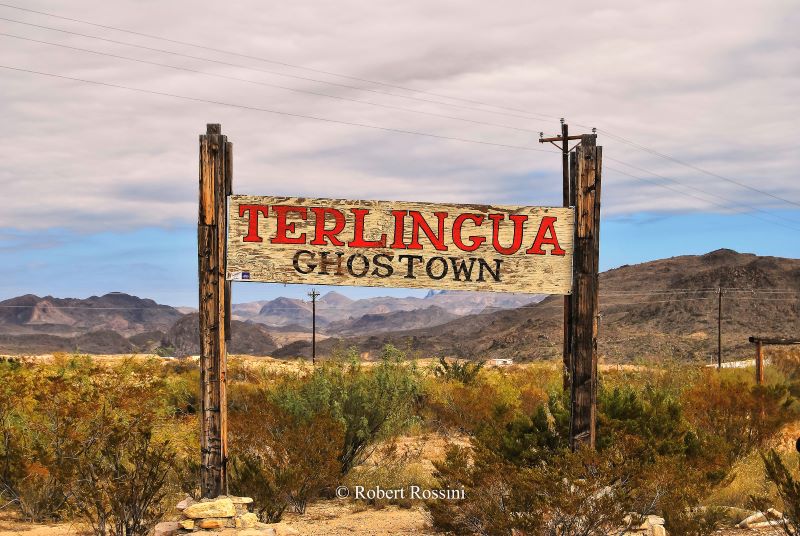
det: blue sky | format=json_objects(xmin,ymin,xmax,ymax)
[
  {"xmin": 2, "ymin": 208, "xmax": 797, "ymax": 307},
  {"xmin": 0, "ymin": 0, "xmax": 798, "ymax": 306}
]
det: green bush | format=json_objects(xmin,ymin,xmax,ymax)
[{"xmin": 269, "ymin": 345, "xmax": 421, "ymax": 474}]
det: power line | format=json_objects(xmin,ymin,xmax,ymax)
[
  {"xmin": 0, "ymin": 32, "xmax": 542, "ymax": 136},
  {"xmin": 2, "ymin": 4, "xmax": 798, "ymax": 211},
  {"xmin": 604, "ymin": 164, "xmax": 800, "ymax": 233},
  {"xmin": 0, "ymin": 64, "xmax": 555, "ymax": 153},
  {"xmin": 0, "ymin": 16, "xmax": 549, "ymax": 126},
  {"xmin": 0, "ymin": 1, "xmax": 557, "ymax": 122},
  {"xmin": 605, "ymin": 155, "xmax": 800, "ymax": 227},
  {"xmin": 597, "ymin": 128, "xmax": 800, "ymax": 209}
]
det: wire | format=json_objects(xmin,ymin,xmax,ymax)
[
  {"xmin": 0, "ymin": 16, "xmax": 549, "ymax": 125},
  {"xmin": 0, "ymin": 1, "xmax": 557, "ymax": 122},
  {"xmin": 604, "ymin": 165, "xmax": 800, "ymax": 233},
  {"xmin": 605, "ymin": 156, "xmax": 800, "ymax": 227},
  {"xmin": 2, "ymin": 3, "xmax": 798, "ymax": 211},
  {"xmin": 0, "ymin": 32, "xmax": 542, "ymax": 136},
  {"xmin": 597, "ymin": 128, "xmax": 800, "ymax": 209},
  {"xmin": 0, "ymin": 64, "xmax": 555, "ymax": 153}
]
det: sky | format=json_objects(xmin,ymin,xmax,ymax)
[{"xmin": 0, "ymin": 0, "xmax": 798, "ymax": 306}]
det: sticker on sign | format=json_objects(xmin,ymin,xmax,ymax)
[{"xmin": 226, "ymin": 195, "xmax": 574, "ymax": 294}]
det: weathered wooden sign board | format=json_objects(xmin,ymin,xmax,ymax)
[
  {"xmin": 226, "ymin": 196, "xmax": 574, "ymax": 294},
  {"xmin": 198, "ymin": 124, "xmax": 601, "ymax": 500}
]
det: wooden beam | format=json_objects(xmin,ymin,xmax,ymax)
[
  {"xmin": 755, "ymin": 340, "xmax": 764, "ymax": 385},
  {"xmin": 562, "ymin": 121, "xmax": 572, "ymax": 392},
  {"xmin": 749, "ymin": 336, "xmax": 800, "ymax": 345},
  {"xmin": 569, "ymin": 134, "xmax": 601, "ymax": 450},
  {"xmin": 198, "ymin": 123, "xmax": 229, "ymax": 498},
  {"xmin": 539, "ymin": 134, "xmax": 595, "ymax": 143}
]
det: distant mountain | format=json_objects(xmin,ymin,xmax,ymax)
[
  {"xmin": 234, "ymin": 290, "xmax": 541, "ymax": 330},
  {"xmin": 163, "ymin": 313, "xmax": 277, "ymax": 356},
  {"xmin": 308, "ymin": 250, "xmax": 800, "ymax": 363},
  {"xmin": 0, "ymin": 293, "xmax": 184, "ymax": 337},
  {"xmin": 325, "ymin": 305, "xmax": 460, "ymax": 336}
]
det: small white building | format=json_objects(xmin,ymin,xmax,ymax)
[{"xmin": 490, "ymin": 358, "xmax": 514, "ymax": 366}]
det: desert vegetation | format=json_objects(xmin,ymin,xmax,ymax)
[{"xmin": 0, "ymin": 347, "xmax": 798, "ymax": 535}]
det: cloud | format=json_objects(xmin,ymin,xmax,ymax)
[{"xmin": 0, "ymin": 0, "xmax": 797, "ymax": 234}]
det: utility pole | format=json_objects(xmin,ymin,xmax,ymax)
[
  {"xmin": 540, "ymin": 122, "xmax": 589, "ymax": 392},
  {"xmin": 717, "ymin": 287, "xmax": 722, "ymax": 369},
  {"xmin": 308, "ymin": 288, "xmax": 320, "ymax": 365},
  {"xmin": 198, "ymin": 124, "xmax": 231, "ymax": 498}
]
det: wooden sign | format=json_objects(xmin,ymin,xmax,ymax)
[{"xmin": 226, "ymin": 195, "xmax": 574, "ymax": 294}]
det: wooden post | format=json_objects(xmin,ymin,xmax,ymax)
[
  {"xmin": 561, "ymin": 120, "xmax": 572, "ymax": 391},
  {"xmin": 755, "ymin": 339, "xmax": 764, "ymax": 384},
  {"xmin": 569, "ymin": 134, "xmax": 601, "ymax": 451},
  {"xmin": 198, "ymin": 123, "xmax": 230, "ymax": 498},
  {"xmin": 717, "ymin": 288, "xmax": 722, "ymax": 369},
  {"xmin": 308, "ymin": 288, "xmax": 320, "ymax": 365}
]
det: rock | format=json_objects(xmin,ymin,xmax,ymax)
[
  {"xmin": 197, "ymin": 518, "xmax": 233, "ymax": 529},
  {"xmin": 651, "ymin": 526, "xmax": 666, "ymax": 536},
  {"xmin": 228, "ymin": 496, "xmax": 254, "ymax": 504},
  {"xmin": 263, "ymin": 523, "xmax": 300, "ymax": 536},
  {"xmin": 738, "ymin": 510, "xmax": 770, "ymax": 528},
  {"xmin": 184, "ymin": 498, "xmax": 236, "ymax": 519},
  {"xmin": 176, "ymin": 496, "xmax": 195, "ymax": 511},
  {"xmin": 178, "ymin": 519, "xmax": 195, "ymax": 530},
  {"xmin": 239, "ymin": 529, "xmax": 277, "ymax": 536},
  {"xmin": 153, "ymin": 521, "xmax": 181, "ymax": 536},
  {"xmin": 236, "ymin": 513, "xmax": 259, "ymax": 529}
]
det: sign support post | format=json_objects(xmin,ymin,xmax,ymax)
[
  {"xmin": 569, "ymin": 134, "xmax": 601, "ymax": 450},
  {"xmin": 198, "ymin": 123, "xmax": 231, "ymax": 498}
]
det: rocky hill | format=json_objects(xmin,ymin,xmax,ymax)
[
  {"xmin": 162, "ymin": 313, "xmax": 278, "ymax": 356},
  {"xmin": 233, "ymin": 290, "xmax": 540, "ymax": 329},
  {"xmin": 0, "ymin": 292, "xmax": 183, "ymax": 337},
  {"xmin": 298, "ymin": 250, "xmax": 799, "ymax": 363}
]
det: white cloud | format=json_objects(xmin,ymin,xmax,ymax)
[{"xmin": 0, "ymin": 0, "xmax": 797, "ymax": 232}]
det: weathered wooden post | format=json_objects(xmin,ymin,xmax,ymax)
[
  {"xmin": 198, "ymin": 123, "xmax": 231, "ymax": 498},
  {"xmin": 569, "ymin": 134, "xmax": 601, "ymax": 450},
  {"xmin": 755, "ymin": 339, "xmax": 764, "ymax": 384}
]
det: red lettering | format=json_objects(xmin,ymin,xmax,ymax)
[
  {"xmin": 526, "ymin": 216, "xmax": 566, "ymax": 255},
  {"xmin": 348, "ymin": 208, "xmax": 387, "ymax": 248},
  {"xmin": 408, "ymin": 211, "xmax": 448, "ymax": 251},
  {"xmin": 310, "ymin": 207, "xmax": 346, "ymax": 246},
  {"xmin": 390, "ymin": 210, "xmax": 407, "ymax": 249},
  {"xmin": 489, "ymin": 213, "xmax": 527, "ymax": 255},
  {"xmin": 452, "ymin": 214, "xmax": 485, "ymax": 252},
  {"xmin": 270, "ymin": 205, "xmax": 307, "ymax": 244},
  {"xmin": 238, "ymin": 204, "xmax": 268, "ymax": 242}
]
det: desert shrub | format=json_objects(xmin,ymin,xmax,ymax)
[
  {"xmin": 760, "ymin": 449, "xmax": 800, "ymax": 535},
  {"xmin": 432, "ymin": 357, "xmax": 485, "ymax": 385},
  {"xmin": 69, "ymin": 414, "xmax": 177, "ymax": 536},
  {"xmin": 422, "ymin": 368, "xmax": 532, "ymax": 434},
  {"xmin": 270, "ymin": 345, "xmax": 421, "ymax": 474},
  {"xmin": 598, "ymin": 383, "xmax": 694, "ymax": 460},
  {"xmin": 229, "ymin": 398, "xmax": 343, "ymax": 520},
  {"xmin": 683, "ymin": 371, "xmax": 795, "ymax": 471},
  {"xmin": 0, "ymin": 355, "xmax": 183, "ymax": 531},
  {"xmin": 429, "ymin": 442, "xmax": 647, "ymax": 536}
]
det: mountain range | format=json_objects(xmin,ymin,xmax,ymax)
[{"xmin": 0, "ymin": 249, "xmax": 797, "ymax": 361}]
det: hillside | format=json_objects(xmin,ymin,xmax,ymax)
[
  {"xmin": 299, "ymin": 250, "xmax": 800, "ymax": 362},
  {"xmin": 0, "ymin": 292, "xmax": 183, "ymax": 337}
]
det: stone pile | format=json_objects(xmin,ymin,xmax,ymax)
[
  {"xmin": 153, "ymin": 496, "xmax": 297, "ymax": 536},
  {"xmin": 622, "ymin": 514, "xmax": 667, "ymax": 536}
]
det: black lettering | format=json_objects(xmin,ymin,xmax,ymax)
[
  {"xmin": 425, "ymin": 257, "xmax": 448, "ymax": 280},
  {"xmin": 398, "ymin": 254, "xmax": 423, "ymax": 279},
  {"xmin": 449, "ymin": 257, "xmax": 476, "ymax": 281},
  {"xmin": 346, "ymin": 253, "xmax": 369, "ymax": 277},
  {"xmin": 477, "ymin": 258, "xmax": 502, "ymax": 282},
  {"xmin": 319, "ymin": 251, "xmax": 344, "ymax": 275},
  {"xmin": 292, "ymin": 250, "xmax": 317, "ymax": 274},
  {"xmin": 371, "ymin": 254, "xmax": 394, "ymax": 278}
]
